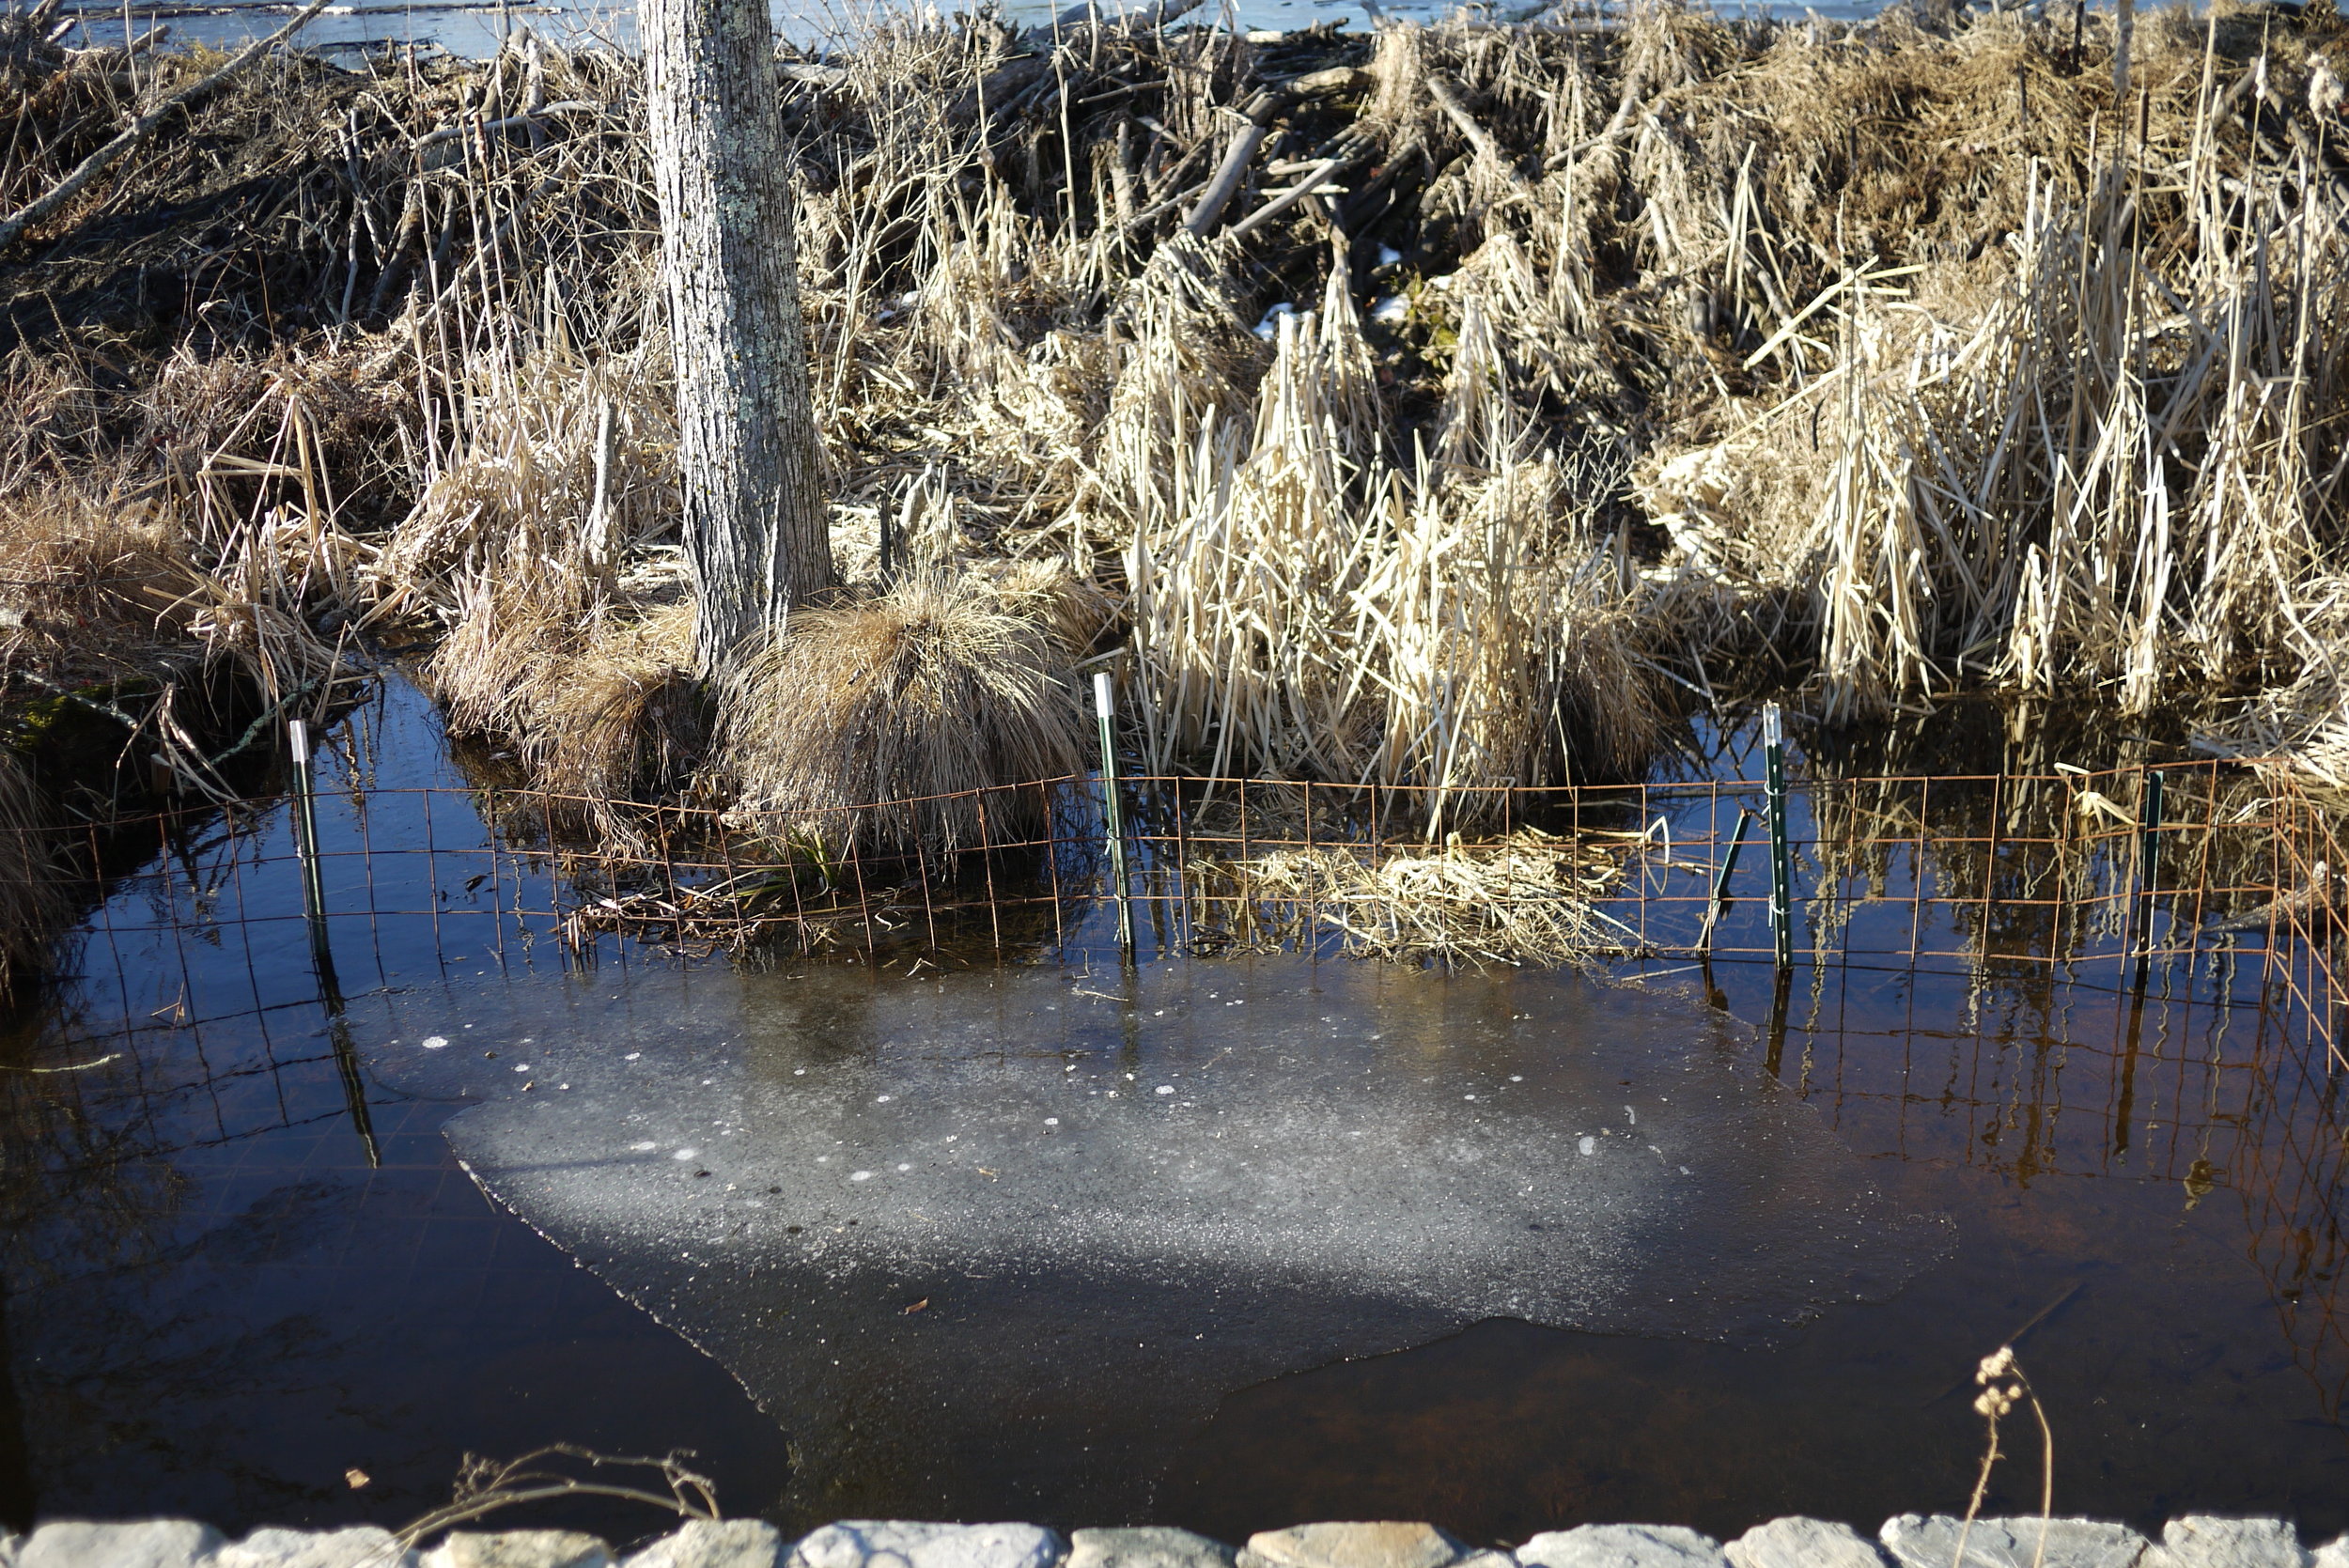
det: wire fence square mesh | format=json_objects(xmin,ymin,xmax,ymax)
[
  {"xmin": 9, "ymin": 753, "xmax": 2349, "ymax": 1423},
  {"xmin": 8, "ymin": 756, "xmax": 2340, "ymax": 973},
  {"xmin": 9, "ymin": 755, "xmax": 2348, "ymax": 1148}
]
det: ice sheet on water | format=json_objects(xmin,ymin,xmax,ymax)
[{"xmin": 367, "ymin": 956, "xmax": 1948, "ymax": 1520}]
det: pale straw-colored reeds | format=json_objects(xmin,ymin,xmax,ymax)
[{"xmin": 13, "ymin": 0, "xmax": 2349, "ymax": 848}]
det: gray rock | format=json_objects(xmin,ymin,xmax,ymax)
[
  {"xmin": 218, "ymin": 1529, "xmax": 414, "ymax": 1568},
  {"xmin": 21, "ymin": 1522, "xmax": 226, "ymax": 1568},
  {"xmin": 1725, "ymin": 1520, "xmax": 1884, "ymax": 1568},
  {"xmin": 420, "ymin": 1532, "xmax": 613, "ymax": 1568},
  {"xmin": 1068, "ymin": 1529, "xmax": 1237, "ymax": 1568},
  {"xmin": 2143, "ymin": 1522, "xmax": 2307, "ymax": 1568},
  {"xmin": 622, "ymin": 1523, "xmax": 785, "ymax": 1568},
  {"xmin": 1879, "ymin": 1516, "xmax": 2147, "ymax": 1568},
  {"xmin": 788, "ymin": 1523, "xmax": 1066, "ymax": 1568},
  {"xmin": 1517, "ymin": 1527, "xmax": 1726, "ymax": 1568},
  {"xmin": 2311, "ymin": 1541, "xmax": 2348, "ymax": 1568},
  {"xmin": 1241, "ymin": 1526, "xmax": 1467, "ymax": 1568},
  {"xmin": 3, "ymin": 1535, "xmax": 20, "ymax": 1568}
]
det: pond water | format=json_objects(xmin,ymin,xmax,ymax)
[
  {"xmin": 3, "ymin": 676, "xmax": 2346, "ymax": 1545},
  {"xmin": 46, "ymin": 0, "xmax": 1887, "ymax": 64}
]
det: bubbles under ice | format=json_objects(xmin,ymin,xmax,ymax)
[{"xmin": 369, "ymin": 955, "xmax": 1950, "ymax": 1524}]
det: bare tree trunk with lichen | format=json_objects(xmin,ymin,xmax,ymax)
[{"xmin": 643, "ymin": 0, "xmax": 832, "ymax": 677}]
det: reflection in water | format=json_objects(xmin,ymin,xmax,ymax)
[
  {"xmin": 0, "ymin": 680, "xmax": 2344, "ymax": 1537},
  {"xmin": 0, "ymin": 687, "xmax": 789, "ymax": 1535}
]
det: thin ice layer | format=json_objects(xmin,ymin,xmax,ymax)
[{"xmin": 368, "ymin": 957, "xmax": 1948, "ymax": 1522}]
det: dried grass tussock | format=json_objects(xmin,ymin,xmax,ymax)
[
  {"xmin": 722, "ymin": 567, "xmax": 1106, "ymax": 852},
  {"xmin": 12, "ymin": 0, "xmax": 2349, "ymax": 858}
]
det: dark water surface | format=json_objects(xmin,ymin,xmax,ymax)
[{"xmin": 3, "ymin": 678, "xmax": 2345, "ymax": 1545}]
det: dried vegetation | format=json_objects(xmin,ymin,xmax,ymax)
[{"xmin": 7, "ymin": 0, "xmax": 2349, "ymax": 973}]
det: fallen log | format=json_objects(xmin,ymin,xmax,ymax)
[
  {"xmin": 1230, "ymin": 132, "xmax": 1375, "ymax": 238},
  {"xmin": 1184, "ymin": 68, "xmax": 1368, "ymax": 237}
]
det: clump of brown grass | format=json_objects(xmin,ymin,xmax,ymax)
[
  {"xmin": 428, "ymin": 576, "xmax": 703, "ymax": 825},
  {"xmin": 1124, "ymin": 283, "xmax": 1669, "ymax": 824},
  {"xmin": 721, "ymin": 568, "xmax": 1097, "ymax": 854},
  {"xmin": 0, "ymin": 488, "xmax": 199, "ymax": 682}
]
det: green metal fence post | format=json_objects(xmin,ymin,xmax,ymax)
[
  {"xmin": 2138, "ymin": 767, "xmax": 2166, "ymax": 960},
  {"xmin": 1764, "ymin": 702, "xmax": 1793, "ymax": 970},
  {"xmin": 288, "ymin": 718, "xmax": 334, "ymax": 977},
  {"xmin": 1094, "ymin": 671, "xmax": 1136, "ymax": 955}
]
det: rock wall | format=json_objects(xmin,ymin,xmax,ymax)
[{"xmin": 6, "ymin": 1514, "xmax": 2348, "ymax": 1568}]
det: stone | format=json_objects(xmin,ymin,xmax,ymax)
[
  {"xmin": 2143, "ymin": 1522, "xmax": 2308, "ymax": 1568},
  {"xmin": 787, "ymin": 1523, "xmax": 1066, "ymax": 1568},
  {"xmin": 1241, "ymin": 1525, "xmax": 1468, "ymax": 1568},
  {"xmin": 218, "ymin": 1529, "xmax": 415, "ymax": 1568},
  {"xmin": 3, "ymin": 1535, "xmax": 20, "ymax": 1568},
  {"xmin": 622, "ymin": 1523, "xmax": 786, "ymax": 1568},
  {"xmin": 1068, "ymin": 1529, "xmax": 1237, "ymax": 1568},
  {"xmin": 2311, "ymin": 1541, "xmax": 2349, "ymax": 1568},
  {"xmin": 1724, "ymin": 1520, "xmax": 1885, "ymax": 1568},
  {"xmin": 421, "ymin": 1532, "xmax": 613, "ymax": 1568},
  {"xmin": 21, "ymin": 1522, "xmax": 226, "ymax": 1568},
  {"xmin": 1879, "ymin": 1516, "xmax": 2147, "ymax": 1568},
  {"xmin": 1517, "ymin": 1528, "xmax": 1725, "ymax": 1568}
]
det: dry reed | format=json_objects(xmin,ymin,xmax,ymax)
[{"xmin": 12, "ymin": 0, "xmax": 2349, "ymax": 857}]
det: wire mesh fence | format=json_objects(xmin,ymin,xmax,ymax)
[
  {"xmin": 9, "ymin": 754, "xmax": 2343, "ymax": 990},
  {"xmin": 8, "ymin": 746, "xmax": 2349, "ymax": 1405}
]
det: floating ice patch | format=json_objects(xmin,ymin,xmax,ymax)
[
  {"xmin": 1371, "ymin": 294, "xmax": 1409, "ymax": 325},
  {"xmin": 1254, "ymin": 302, "xmax": 1298, "ymax": 340},
  {"xmin": 421, "ymin": 1036, "xmax": 447, "ymax": 1049},
  {"xmin": 381, "ymin": 956, "xmax": 1949, "ymax": 1525}
]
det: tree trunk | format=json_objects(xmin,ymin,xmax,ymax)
[{"xmin": 643, "ymin": 0, "xmax": 832, "ymax": 676}]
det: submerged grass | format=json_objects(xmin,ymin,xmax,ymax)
[
  {"xmin": 1190, "ymin": 827, "xmax": 1641, "ymax": 968},
  {"xmin": 0, "ymin": 745, "xmax": 63, "ymax": 993}
]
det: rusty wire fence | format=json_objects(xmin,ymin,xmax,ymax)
[
  {"xmin": 11, "ymin": 754, "xmax": 2344, "ymax": 989},
  {"xmin": 7, "ymin": 750, "xmax": 2349, "ymax": 1403}
]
